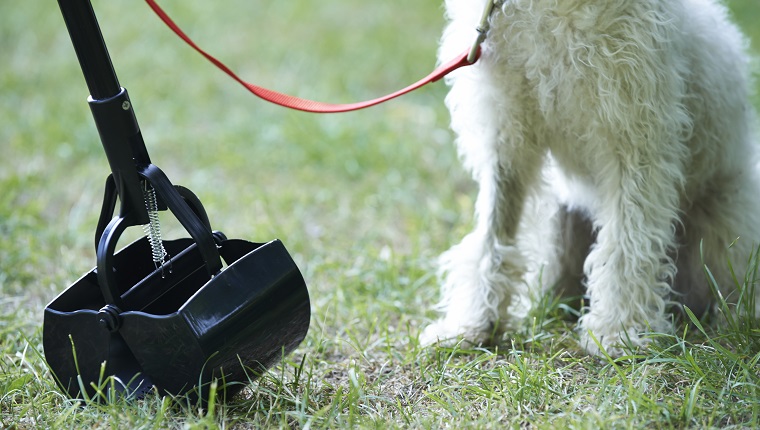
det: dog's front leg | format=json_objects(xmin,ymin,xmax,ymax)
[
  {"xmin": 421, "ymin": 124, "xmax": 543, "ymax": 346},
  {"xmin": 579, "ymin": 142, "xmax": 685, "ymax": 356}
]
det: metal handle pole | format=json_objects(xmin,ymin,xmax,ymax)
[{"xmin": 57, "ymin": 0, "xmax": 121, "ymax": 100}]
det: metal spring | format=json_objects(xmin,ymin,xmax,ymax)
[{"xmin": 142, "ymin": 184, "xmax": 167, "ymax": 270}]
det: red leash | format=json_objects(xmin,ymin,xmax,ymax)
[{"xmin": 144, "ymin": 0, "xmax": 479, "ymax": 113}]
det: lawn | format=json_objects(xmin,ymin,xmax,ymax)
[{"xmin": 1, "ymin": 0, "xmax": 759, "ymax": 428}]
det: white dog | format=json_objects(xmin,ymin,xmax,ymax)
[{"xmin": 421, "ymin": 0, "xmax": 760, "ymax": 356}]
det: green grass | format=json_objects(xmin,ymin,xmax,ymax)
[{"xmin": 2, "ymin": 0, "xmax": 759, "ymax": 428}]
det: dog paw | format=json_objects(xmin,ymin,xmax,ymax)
[
  {"xmin": 419, "ymin": 320, "xmax": 495, "ymax": 348},
  {"xmin": 579, "ymin": 328, "xmax": 650, "ymax": 358}
]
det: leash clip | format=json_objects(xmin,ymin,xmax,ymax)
[{"xmin": 467, "ymin": 0, "xmax": 501, "ymax": 64}]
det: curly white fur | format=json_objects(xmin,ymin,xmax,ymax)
[{"xmin": 421, "ymin": 0, "xmax": 760, "ymax": 356}]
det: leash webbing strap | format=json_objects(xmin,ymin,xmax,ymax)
[{"xmin": 145, "ymin": 0, "xmax": 477, "ymax": 113}]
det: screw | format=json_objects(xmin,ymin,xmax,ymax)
[
  {"xmin": 122, "ymin": 100, "xmax": 131, "ymax": 110},
  {"xmin": 97, "ymin": 305, "xmax": 122, "ymax": 332}
]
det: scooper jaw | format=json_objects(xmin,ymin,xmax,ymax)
[
  {"xmin": 44, "ymin": 233, "xmax": 311, "ymax": 400},
  {"xmin": 43, "ymin": 0, "xmax": 310, "ymax": 401}
]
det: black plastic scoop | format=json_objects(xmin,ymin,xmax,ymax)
[{"xmin": 43, "ymin": 0, "xmax": 310, "ymax": 401}]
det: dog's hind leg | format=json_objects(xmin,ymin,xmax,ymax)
[
  {"xmin": 675, "ymin": 173, "xmax": 760, "ymax": 318},
  {"xmin": 525, "ymin": 203, "xmax": 594, "ymax": 308}
]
